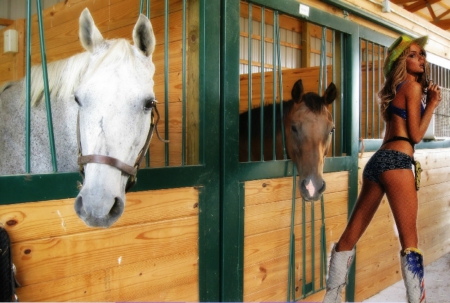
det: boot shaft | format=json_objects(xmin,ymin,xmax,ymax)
[{"xmin": 401, "ymin": 248, "xmax": 426, "ymax": 303}]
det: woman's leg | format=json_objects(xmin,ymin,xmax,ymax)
[
  {"xmin": 322, "ymin": 178, "xmax": 384, "ymax": 303},
  {"xmin": 335, "ymin": 177, "xmax": 385, "ymax": 252},
  {"xmin": 379, "ymin": 169, "xmax": 425, "ymax": 303},
  {"xmin": 379, "ymin": 168, "xmax": 418, "ymax": 250}
]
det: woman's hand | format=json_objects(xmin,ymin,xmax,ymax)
[{"xmin": 426, "ymin": 80, "xmax": 442, "ymax": 109}]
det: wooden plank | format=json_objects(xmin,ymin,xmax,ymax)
[
  {"xmin": 245, "ymin": 190, "xmax": 348, "ymax": 237},
  {"xmin": 239, "ymin": 66, "xmax": 333, "ymax": 113},
  {"xmin": 244, "ymin": 171, "xmax": 348, "ymax": 207},
  {"xmin": 12, "ymin": 215, "xmax": 198, "ymax": 286},
  {"xmin": 16, "ymin": 248, "xmax": 198, "ymax": 301},
  {"xmin": 0, "ymin": 18, "xmax": 14, "ymax": 26},
  {"xmin": 0, "ymin": 187, "xmax": 198, "ymax": 243}
]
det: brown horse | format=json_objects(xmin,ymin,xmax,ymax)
[{"xmin": 239, "ymin": 79, "xmax": 337, "ymax": 201}]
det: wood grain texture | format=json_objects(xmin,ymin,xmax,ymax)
[{"xmin": 1, "ymin": 187, "xmax": 200, "ymax": 302}]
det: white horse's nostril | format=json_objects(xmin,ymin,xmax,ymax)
[{"xmin": 74, "ymin": 194, "xmax": 124, "ymax": 228}]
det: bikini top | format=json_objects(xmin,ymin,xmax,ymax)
[{"xmin": 388, "ymin": 81, "xmax": 425, "ymax": 120}]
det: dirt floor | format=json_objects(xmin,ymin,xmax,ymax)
[{"xmin": 363, "ymin": 252, "xmax": 450, "ymax": 302}]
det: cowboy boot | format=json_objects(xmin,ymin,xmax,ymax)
[
  {"xmin": 401, "ymin": 248, "xmax": 426, "ymax": 303},
  {"xmin": 322, "ymin": 244, "xmax": 355, "ymax": 303}
]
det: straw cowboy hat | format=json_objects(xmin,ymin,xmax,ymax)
[{"xmin": 383, "ymin": 34, "xmax": 428, "ymax": 77}]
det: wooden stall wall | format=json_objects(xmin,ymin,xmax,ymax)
[
  {"xmin": 0, "ymin": 0, "xmax": 202, "ymax": 301},
  {"xmin": 354, "ymin": 148, "xmax": 450, "ymax": 301},
  {"xmin": 0, "ymin": 20, "xmax": 25, "ymax": 84},
  {"xmin": 0, "ymin": 188, "xmax": 199, "ymax": 301},
  {"xmin": 242, "ymin": 171, "xmax": 349, "ymax": 302},
  {"xmin": 0, "ymin": 0, "xmax": 191, "ymax": 168}
]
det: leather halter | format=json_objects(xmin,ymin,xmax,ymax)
[{"xmin": 77, "ymin": 100, "xmax": 167, "ymax": 192}]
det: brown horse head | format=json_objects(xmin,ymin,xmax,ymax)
[{"xmin": 285, "ymin": 79, "xmax": 337, "ymax": 201}]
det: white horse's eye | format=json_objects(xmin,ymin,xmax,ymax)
[
  {"xmin": 143, "ymin": 98, "xmax": 156, "ymax": 111},
  {"xmin": 74, "ymin": 95, "xmax": 81, "ymax": 106}
]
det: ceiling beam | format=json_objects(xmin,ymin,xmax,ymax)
[{"xmin": 402, "ymin": 0, "xmax": 441, "ymax": 13}]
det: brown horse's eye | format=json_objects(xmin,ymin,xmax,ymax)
[
  {"xmin": 330, "ymin": 127, "xmax": 335, "ymax": 134},
  {"xmin": 74, "ymin": 95, "xmax": 81, "ymax": 106}
]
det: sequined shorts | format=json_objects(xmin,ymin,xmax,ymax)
[{"xmin": 363, "ymin": 149, "xmax": 413, "ymax": 184}]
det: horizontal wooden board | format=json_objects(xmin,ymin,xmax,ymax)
[{"xmin": 0, "ymin": 187, "xmax": 198, "ymax": 242}]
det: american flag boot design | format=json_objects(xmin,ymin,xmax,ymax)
[
  {"xmin": 322, "ymin": 244, "xmax": 355, "ymax": 303},
  {"xmin": 401, "ymin": 248, "xmax": 426, "ymax": 303}
]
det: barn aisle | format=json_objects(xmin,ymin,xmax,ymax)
[{"xmin": 363, "ymin": 252, "xmax": 450, "ymax": 302}]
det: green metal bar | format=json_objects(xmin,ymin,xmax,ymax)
[
  {"xmin": 320, "ymin": 195, "xmax": 327, "ymax": 289},
  {"xmin": 147, "ymin": 0, "xmax": 150, "ymax": 18},
  {"xmin": 311, "ymin": 199, "xmax": 315, "ymax": 292},
  {"xmin": 340, "ymin": 33, "xmax": 345, "ymax": 155},
  {"xmin": 36, "ymin": 0, "xmax": 57, "ymax": 172},
  {"xmin": 319, "ymin": 27, "xmax": 325, "ymax": 95},
  {"xmin": 25, "ymin": 0, "xmax": 32, "ymax": 173},
  {"xmin": 365, "ymin": 39, "xmax": 369, "ymax": 138},
  {"xmin": 272, "ymin": 11, "xmax": 277, "ymax": 160},
  {"xmin": 181, "ymin": 0, "xmax": 186, "ymax": 165},
  {"xmin": 378, "ymin": 44, "xmax": 382, "ymax": 138},
  {"xmin": 287, "ymin": 164, "xmax": 297, "ymax": 302},
  {"xmin": 371, "ymin": 41, "xmax": 375, "ymax": 139},
  {"xmin": 301, "ymin": 197, "xmax": 306, "ymax": 297},
  {"xmin": 247, "ymin": 3, "xmax": 253, "ymax": 162},
  {"xmin": 259, "ymin": 7, "xmax": 265, "ymax": 161},
  {"xmin": 332, "ymin": 31, "xmax": 336, "ymax": 157},
  {"xmin": 139, "ymin": 0, "xmax": 144, "ymax": 15},
  {"xmin": 276, "ymin": 12, "xmax": 286, "ymax": 160},
  {"xmin": 164, "ymin": 0, "xmax": 169, "ymax": 166}
]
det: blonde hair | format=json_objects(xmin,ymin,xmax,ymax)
[{"xmin": 378, "ymin": 45, "xmax": 427, "ymax": 121}]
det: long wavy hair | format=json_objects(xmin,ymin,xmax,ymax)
[{"xmin": 379, "ymin": 45, "xmax": 428, "ymax": 121}]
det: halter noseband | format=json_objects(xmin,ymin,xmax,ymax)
[{"xmin": 77, "ymin": 100, "xmax": 167, "ymax": 192}]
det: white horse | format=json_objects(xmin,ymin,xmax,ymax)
[{"xmin": 0, "ymin": 8, "xmax": 158, "ymax": 228}]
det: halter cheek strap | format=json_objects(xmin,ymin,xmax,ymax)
[{"xmin": 77, "ymin": 101, "xmax": 167, "ymax": 192}]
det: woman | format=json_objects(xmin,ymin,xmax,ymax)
[{"xmin": 322, "ymin": 35, "xmax": 442, "ymax": 303}]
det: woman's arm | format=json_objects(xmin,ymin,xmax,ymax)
[{"xmin": 406, "ymin": 81, "xmax": 441, "ymax": 143}]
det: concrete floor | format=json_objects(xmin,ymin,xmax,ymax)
[{"xmin": 362, "ymin": 252, "xmax": 450, "ymax": 302}]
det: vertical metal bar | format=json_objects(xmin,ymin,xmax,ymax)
[
  {"xmin": 340, "ymin": 33, "xmax": 345, "ymax": 154},
  {"xmin": 318, "ymin": 27, "xmax": 325, "ymax": 94},
  {"xmin": 311, "ymin": 200, "xmax": 315, "ymax": 292},
  {"xmin": 276, "ymin": 12, "xmax": 286, "ymax": 160},
  {"xmin": 260, "ymin": 7, "xmax": 265, "ymax": 161},
  {"xmin": 301, "ymin": 197, "xmax": 306, "ymax": 296},
  {"xmin": 371, "ymin": 42, "xmax": 375, "ymax": 139},
  {"xmin": 164, "ymin": 0, "xmax": 169, "ymax": 166},
  {"xmin": 25, "ymin": 0, "xmax": 32, "ymax": 173},
  {"xmin": 320, "ymin": 195, "xmax": 327, "ymax": 289},
  {"xmin": 272, "ymin": 11, "xmax": 277, "ymax": 160},
  {"xmin": 146, "ymin": 0, "xmax": 150, "ymax": 18},
  {"xmin": 181, "ymin": 0, "xmax": 186, "ymax": 165},
  {"xmin": 331, "ymin": 30, "xmax": 336, "ymax": 156},
  {"xmin": 378, "ymin": 44, "xmax": 382, "ymax": 138},
  {"xmin": 247, "ymin": 4, "xmax": 253, "ymax": 162},
  {"xmin": 365, "ymin": 39, "xmax": 369, "ymax": 138},
  {"xmin": 139, "ymin": 0, "xmax": 144, "ymax": 15},
  {"xmin": 287, "ymin": 164, "xmax": 297, "ymax": 302},
  {"xmin": 36, "ymin": 0, "xmax": 57, "ymax": 172}
]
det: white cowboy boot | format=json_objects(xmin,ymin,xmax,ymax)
[
  {"xmin": 322, "ymin": 244, "xmax": 355, "ymax": 303},
  {"xmin": 401, "ymin": 248, "xmax": 426, "ymax": 303}
]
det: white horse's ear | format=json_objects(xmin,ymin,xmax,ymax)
[
  {"xmin": 133, "ymin": 14, "xmax": 156, "ymax": 57},
  {"xmin": 79, "ymin": 8, "xmax": 104, "ymax": 53}
]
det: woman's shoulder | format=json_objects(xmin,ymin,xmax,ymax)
[{"xmin": 401, "ymin": 81, "xmax": 423, "ymax": 99}]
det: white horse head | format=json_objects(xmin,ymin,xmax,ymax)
[{"xmin": 74, "ymin": 8, "xmax": 157, "ymax": 227}]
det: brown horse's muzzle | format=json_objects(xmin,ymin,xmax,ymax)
[{"xmin": 299, "ymin": 177, "xmax": 326, "ymax": 201}]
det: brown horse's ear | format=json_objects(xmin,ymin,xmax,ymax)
[
  {"xmin": 291, "ymin": 79, "xmax": 304, "ymax": 102},
  {"xmin": 323, "ymin": 82, "xmax": 337, "ymax": 105}
]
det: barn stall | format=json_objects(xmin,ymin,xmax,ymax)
[{"xmin": 0, "ymin": 0, "xmax": 450, "ymax": 302}]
